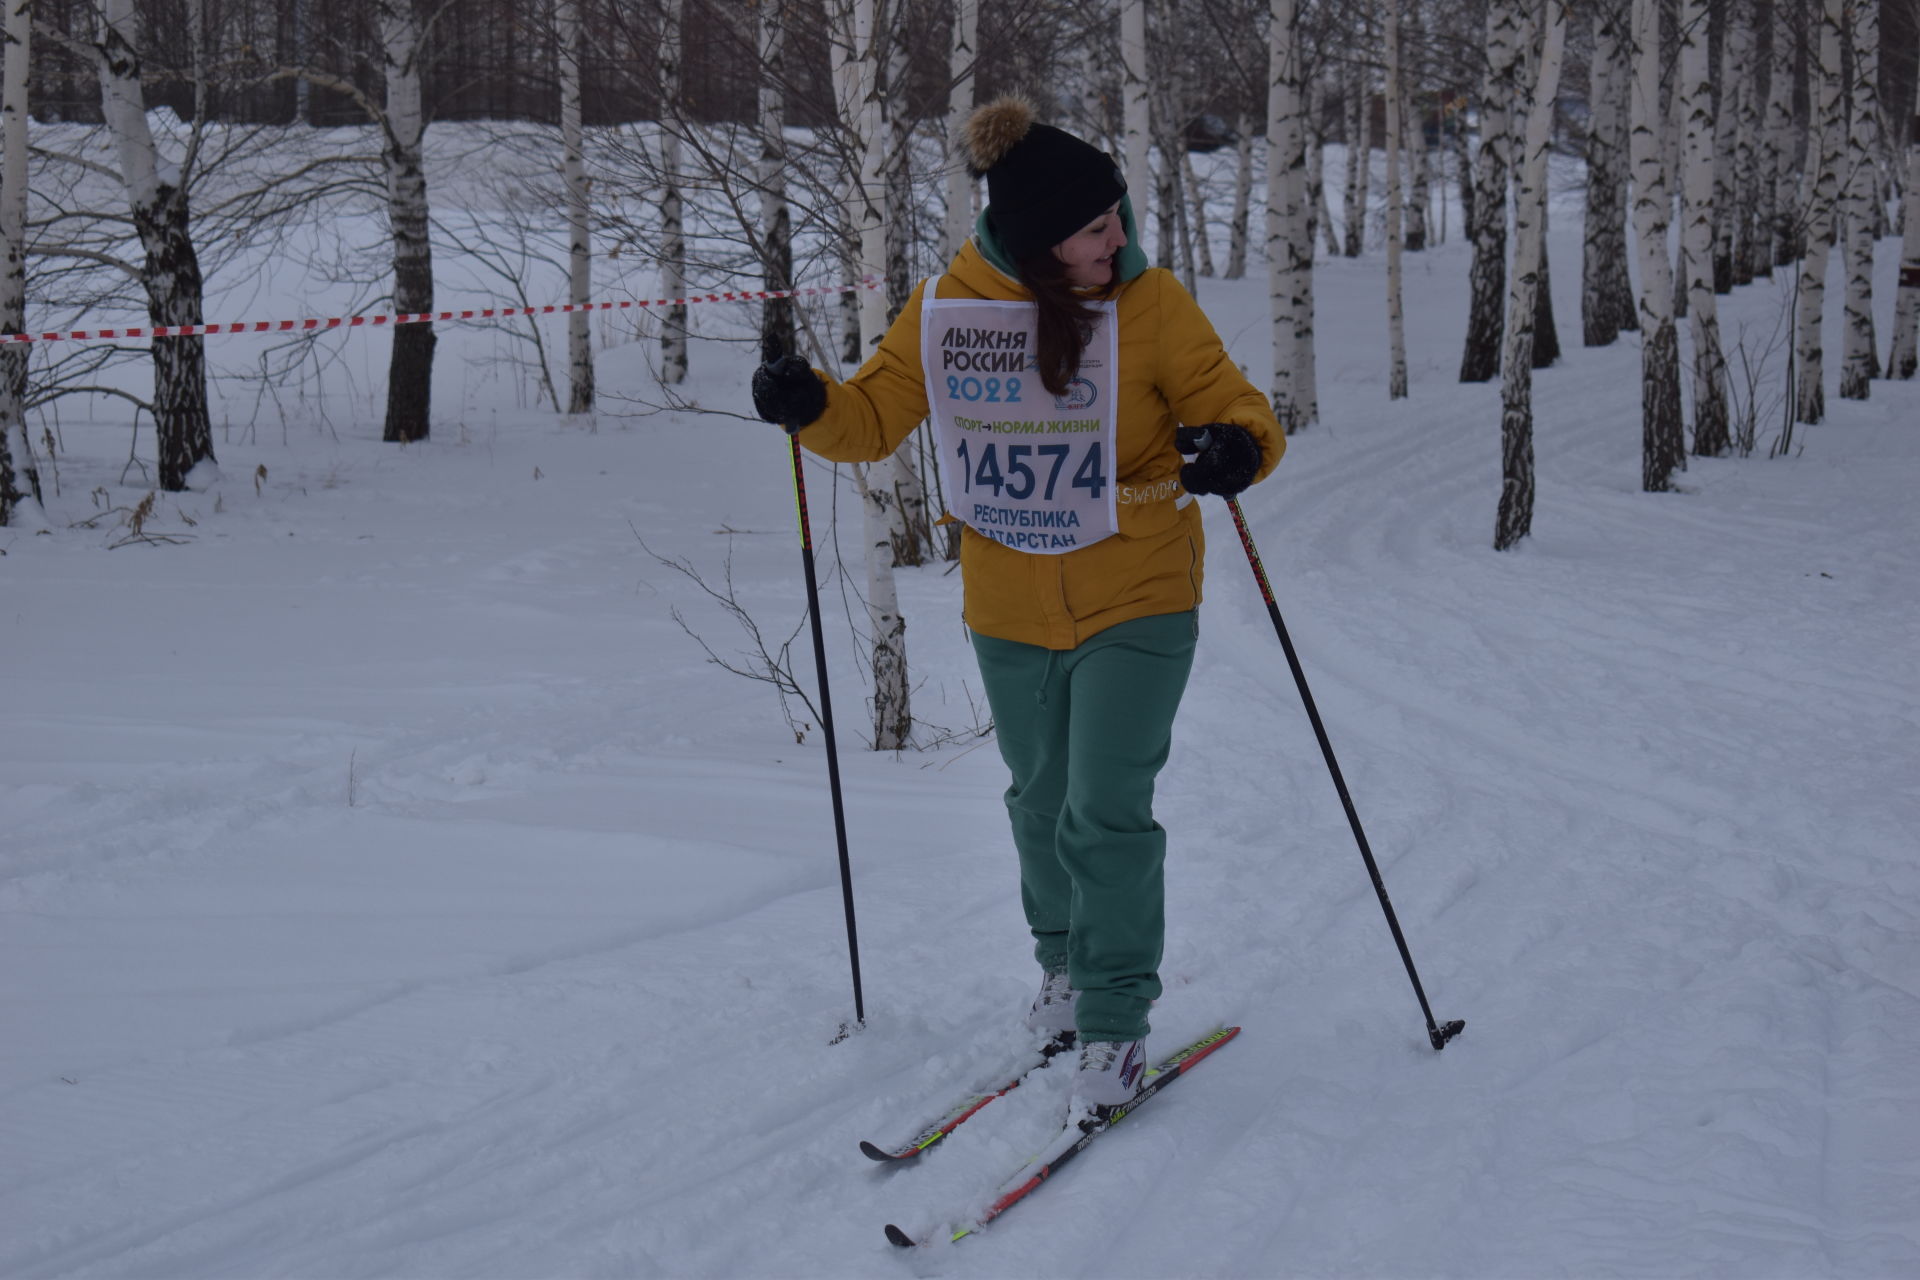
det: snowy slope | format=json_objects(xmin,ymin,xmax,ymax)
[{"xmin": 3, "ymin": 157, "xmax": 1918, "ymax": 1277}]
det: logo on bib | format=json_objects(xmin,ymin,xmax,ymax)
[{"xmin": 1055, "ymin": 378, "xmax": 1097, "ymax": 411}]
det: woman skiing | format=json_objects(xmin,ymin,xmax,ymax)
[{"xmin": 752, "ymin": 97, "xmax": 1283, "ymax": 1115}]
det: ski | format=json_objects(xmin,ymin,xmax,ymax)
[
  {"xmin": 883, "ymin": 1025, "xmax": 1241, "ymax": 1246},
  {"xmin": 860, "ymin": 1032, "xmax": 1075, "ymax": 1162}
]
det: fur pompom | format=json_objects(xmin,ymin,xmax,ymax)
[{"xmin": 964, "ymin": 96, "xmax": 1035, "ymax": 175}]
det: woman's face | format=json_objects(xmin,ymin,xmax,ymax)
[{"xmin": 1051, "ymin": 202, "xmax": 1127, "ymax": 287}]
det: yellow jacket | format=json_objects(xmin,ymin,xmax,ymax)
[{"xmin": 799, "ymin": 239, "xmax": 1284, "ymax": 649}]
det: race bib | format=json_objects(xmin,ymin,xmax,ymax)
[{"xmin": 920, "ymin": 277, "xmax": 1120, "ymax": 555}]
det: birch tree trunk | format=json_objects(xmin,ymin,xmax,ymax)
[
  {"xmin": 1768, "ymin": 0, "xmax": 1801, "ymax": 268},
  {"xmin": 940, "ymin": 0, "xmax": 979, "ymax": 262},
  {"xmin": 1266, "ymin": 0, "xmax": 1306, "ymax": 428},
  {"xmin": 1890, "ymin": 105, "xmax": 1920, "ymax": 379},
  {"xmin": 758, "ymin": 0, "xmax": 796, "ymax": 358},
  {"xmin": 657, "ymin": 0, "xmax": 688, "ymax": 385},
  {"xmin": 1148, "ymin": 6, "xmax": 1182, "ymax": 276},
  {"xmin": 95, "ymin": 0, "xmax": 216, "ymax": 483},
  {"xmin": 1496, "ymin": 0, "xmax": 1565, "ymax": 551},
  {"xmin": 1837, "ymin": 0, "xmax": 1881, "ymax": 398},
  {"xmin": 1225, "ymin": 111, "xmax": 1254, "ymax": 278},
  {"xmin": 559, "ymin": 0, "xmax": 592, "ymax": 414},
  {"xmin": 1311, "ymin": 76, "xmax": 1340, "ymax": 258},
  {"xmin": 1710, "ymin": 10, "xmax": 1737, "ymax": 294},
  {"xmin": 1679, "ymin": 0, "xmax": 1729, "ymax": 455},
  {"xmin": 884, "ymin": 27, "xmax": 913, "ymax": 317},
  {"xmin": 1404, "ymin": 17, "xmax": 1429, "ymax": 255},
  {"xmin": 880, "ymin": 19, "xmax": 930, "ymax": 567},
  {"xmin": 1121, "ymin": 0, "xmax": 1151, "ymax": 201},
  {"xmin": 837, "ymin": 0, "xmax": 909, "ymax": 750},
  {"xmin": 1384, "ymin": 0, "xmax": 1407, "ymax": 398},
  {"xmin": 1630, "ymin": 0, "xmax": 1685, "ymax": 491},
  {"xmin": 1727, "ymin": 4, "xmax": 1757, "ymax": 287},
  {"xmin": 1342, "ymin": 56, "xmax": 1370, "ymax": 258},
  {"xmin": 1794, "ymin": 0, "xmax": 1845, "ymax": 425},
  {"xmin": 1185, "ymin": 146, "xmax": 1215, "ymax": 277},
  {"xmin": 1460, "ymin": 0, "xmax": 1521, "ymax": 382},
  {"xmin": 1583, "ymin": 1, "xmax": 1637, "ymax": 346},
  {"xmin": 0, "ymin": 0, "xmax": 40, "ymax": 525}
]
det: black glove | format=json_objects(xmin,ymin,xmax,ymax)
[
  {"xmin": 1175, "ymin": 423, "xmax": 1262, "ymax": 497},
  {"xmin": 752, "ymin": 337, "xmax": 827, "ymax": 433}
]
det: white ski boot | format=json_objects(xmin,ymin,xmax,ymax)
[
  {"xmin": 1069, "ymin": 1037, "xmax": 1147, "ymax": 1117},
  {"xmin": 1025, "ymin": 969, "xmax": 1079, "ymax": 1038}
]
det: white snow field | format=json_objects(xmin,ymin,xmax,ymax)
[{"xmin": 4, "ymin": 150, "xmax": 1918, "ymax": 1277}]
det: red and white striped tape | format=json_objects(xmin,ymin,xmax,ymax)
[{"xmin": 2, "ymin": 279, "xmax": 880, "ymax": 345}]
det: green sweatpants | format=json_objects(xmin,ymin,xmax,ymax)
[{"xmin": 971, "ymin": 611, "xmax": 1198, "ymax": 1043}]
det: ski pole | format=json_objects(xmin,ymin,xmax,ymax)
[
  {"xmin": 1223, "ymin": 493, "xmax": 1463, "ymax": 1051},
  {"xmin": 780, "ymin": 382, "xmax": 865, "ymax": 1036}
]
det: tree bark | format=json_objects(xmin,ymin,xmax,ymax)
[
  {"xmin": 1266, "ymin": 0, "xmax": 1306, "ymax": 429},
  {"xmin": 1460, "ymin": 0, "xmax": 1521, "ymax": 382},
  {"xmin": 96, "ymin": 0, "xmax": 216, "ymax": 485},
  {"xmin": 1497, "ymin": 0, "xmax": 1565, "ymax": 552},
  {"xmin": 1342, "ymin": 54, "xmax": 1370, "ymax": 258},
  {"xmin": 1404, "ymin": 22, "xmax": 1429, "ymax": 254},
  {"xmin": 1768, "ymin": 0, "xmax": 1802, "ymax": 268},
  {"xmin": 1837, "ymin": 0, "xmax": 1881, "ymax": 398},
  {"xmin": 374, "ymin": 0, "xmax": 434, "ymax": 443},
  {"xmin": 1727, "ymin": 3, "xmax": 1758, "ymax": 287},
  {"xmin": 1384, "ymin": 0, "xmax": 1406, "ymax": 399},
  {"xmin": 1583, "ymin": 1, "xmax": 1637, "ymax": 346},
  {"xmin": 1225, "ymin": 110, "xmax": 1254, "ymax": 278},
  {"xmin": 1121, "ymin": 0, "xmax": 1151, "ymax": 201},
  {"xmin": 940, "ymin": 0, "xmax": 979, "ymax": 263},
  {"xmin": 1889, "ymin": 106, "xmax": 1920, "ymax": 379},
  {"xmin": 1631, "ymin": 0, "xmax": 1685, "ymax": 490},
  {"xmin": 0, "ymin": 0, "xmax": 40, "ymax": 525},
  {"xmin": 656, "ymin": 0, "xmax": 688, "ymax": 386},
  {"xmin": 1680, "ymin": 0, "xmax": 1730, "ymax": 455},
  {"xmin": 758, "ymin": 0, "xmax": 796, "ymax": 359},
  {"xmin": 1795, "ymin": 0, "xmax": 1846, "ymax": 424},
  {"xmin": 837, "ymin": 0, "xmax": 909, "ymax": 749},
  {"xmin": 559, "ymin": 0, "xmax": 592, "ymax": 414}
]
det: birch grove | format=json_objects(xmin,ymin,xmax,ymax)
[
  {"xmin": 0, "ymin": 0, "xmax": 1909, "ymax": 581},
  {"xmin": 1630, "ymin": 0, "xmax": 1684, "ymax": 491},
  {"xmin": 1678, "ymin": 0, "xmax": 1728, "ymax": 457}
]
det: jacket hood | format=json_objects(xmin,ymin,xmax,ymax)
[{"xmin": 969, "ymin": 194, "xmax": 1149, "ymax": 290}]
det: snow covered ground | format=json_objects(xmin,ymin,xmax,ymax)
[{"xmin": 3, "ymin": 143, "xmax": 1918, "ymax": 1277}]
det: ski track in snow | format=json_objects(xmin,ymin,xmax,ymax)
[{"xmin": 4, "ymin": 146, "xmax": 1918, "ymax": 1277}]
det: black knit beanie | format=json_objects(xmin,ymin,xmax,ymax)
[{"xmin": 964, "ymin": 97, "xmax": 1128, "ymax": 262}]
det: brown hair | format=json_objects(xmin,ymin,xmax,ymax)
[{"xmin": 1014, "ymin": 250, "xmax": 1115, "ymax": 397}]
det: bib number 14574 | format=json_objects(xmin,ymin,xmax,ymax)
[{"xmin": 954, "ymin": 438, "xmax": 1106, "ymax": 501}]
